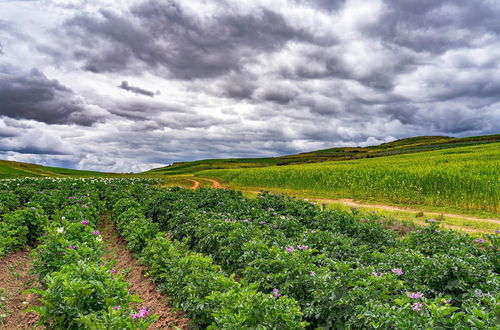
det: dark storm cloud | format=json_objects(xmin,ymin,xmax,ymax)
[
  {"xmin": 118, "ymin": 81, "xmax": 156, "ymax": 97},
  {"xmin": 0, "ymin": 143, "xmax": 68, "ymax": 155},
  {"xmin": 64, "ymin": 0, "xmax": 312, "ymax": 79},
  {"xmin": 0, "ymin": 68, "xmax": 103, "ymax": 125},
  {"xmin": 261, "ymin": 88, "xmax": 298, "ymax": 105},
  {"xmin": 365, "ymin": 0, "xmax": 500, "ymax": 54}
]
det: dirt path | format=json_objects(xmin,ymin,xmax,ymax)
[
  {"xmin": 99, "ymin": 219, "xmax": 189, "ymax": 329},
  {"xmin": 320, "ymin": 198, "xmax": 500, "ymax": 224},
  {"xmin": 197, "ymin": 177, "xmax": 223, "ymax": 188},
  {"xmin": 186, "ymin": 179, "xmax": 200, "ymax": 189},
  {"xmin": 0, "ymin": 250, "xmax": 41, "ymax": 329}
]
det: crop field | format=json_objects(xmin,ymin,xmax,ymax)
[
  {"xmin": 200, "ymin": 142, "xmax": 500, "ymax": 213},
  {"xmin": 1, "ymin": 178, "xmax": 499, "ymax": 329}
]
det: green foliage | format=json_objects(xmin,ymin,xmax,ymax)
[
  {"xmin": 201, "ymin": 142, "xmax": 500, "ymax": 212},
  {"xmin": 26, "ymin": 262, "xmax": 145, "ymax": 329}
]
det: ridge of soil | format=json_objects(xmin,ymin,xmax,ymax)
[
  {"xmin": 99, "ymin": 218, "xmax": 189, "ymax": 329},
  {"xmin": 0, "ymin": 250, "xmax": 41, "ymax": 330}
]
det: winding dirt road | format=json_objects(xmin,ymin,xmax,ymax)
[{"xmin": 320, "ymin": 198, "xmax": 500, "ymax": 225}]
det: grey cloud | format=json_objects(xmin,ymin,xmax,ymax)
[
  {"xmin": 0, "ymin": 68, "xmax": 103, "ymax": 125},
  {"xmin": 365, "ymin": 1, "xmax": 500, "ymax": 54},
  {"xmin": 261, "ymin": 88, "xmax": 298, "ymax": 105},
  {"xmin": 64, "ymin": 1, "xmax": 312, "ymax": 79},
  {"xmin": 118, "ymin": 81, "xmax": 156, "ymax": 97}
]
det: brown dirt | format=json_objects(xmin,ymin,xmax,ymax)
[
  {"xmin": 327, "ymin": 198, "xmax": 500, "ymax": 224},
  {"xmin": 99, "ymin": 219, "xmax": 190, "ymax": 329},
  {"xmin": 186, "ymin": 179, "xmax": 200, "ymax": 189},
  {"xmin": 0, "ymin": 250, "xmax": 41, "ymax": 330},
  {"xmin": 198, "ymin": 178, "xmax": 223, "ymax": 189}
]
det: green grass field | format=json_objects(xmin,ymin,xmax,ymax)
[
  {"xmin": 145, "ymin": 134, "xmax": 500, "ymax": 176},
  {"xmin": 199, "ymin": 142, "xmax": 500, "ymax": 213},
  {"xmin": 0, "ymin": 160, "xmax": 123, "ymax": 179}
]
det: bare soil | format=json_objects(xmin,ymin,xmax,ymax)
[
  {"xmin": 186, "ymin": 179, "xmax": 200, "ymax": 189},
  {"xmin": 198, "ymin": 178, "xmax": 223, "ymax": 188},
  {"xmin": 0, "ymin": 250, "xmax": 41, "ymax": 330},
  {"xmin": 100, "ymin": 219, "xmax": 189, "ymax": 329}
]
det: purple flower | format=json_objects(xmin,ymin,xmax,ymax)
[
  {"xmin": 310, "ymin": 230, "xmax": 316, "ymax": 234},
  {"xmin": 391, "ymin": 268, "xmax": 404, "ymax": 276},
  {"xmin": 81, "ymin": 220, "xmax": 89, "ymax": 226},
  {"xmin": 412, "ymin": 303, "xmax": 423, "ymax": 311},
  {"xmin": 372, "ymin": 210, "xmax": 377, "ymax": 214},
  {"xmin": 435, "ymin": 229, "xmax": 440, "ymax": 233},
  {"xmin": 273, "ymin": 288, "xmax": 281, "ymax": 297},
  {"xmin": 297, "ymin": 245, "xmax": 309, "ymax": 250},
  {"xmin": 130, "ymin": 308, "xmax": 150, "ymax": 320},
  {"xmin": 474, "ymin": 238, "xmax": 486, "ymax": 244},
  {"xmin": 427, "ymin": 218, "xmax": 436, "ymax": 223},
  {"xmin": 166, "ymin": 232, "xmax": 173, "ymax": 237},
  {"xmin": 372, "ymin": 272, "xmax": 383, "ymax": 277},
  {"xmin": 30, "ymin": 207, "xmax": 36, "ymax": 210},
  {"xmin": 259, "ymin": 221, "xmax": 266, "ymax": 225},
  {"xmin": 310, "ymin": 271, "xmax": 317, "ymax": 276},
  {"xmin": 113, "ymin": 306, "xmax": 122, "ymax": 310},
  {"xmin": 285, "ymin": 246, "xmax": 295, "ymax": 252},
  {"xmin": 495, "ymin": 229, "xmax": 500, "ymax": 234},
  {"xmin": 444, "ymin": 299, "xmax": 452, "ymax": 304},
  {"xmin": 110, "ymin": 269, "xmax": 117, "ymax": 274},
  {"xmin": 91, "ymin": 230, "xmax": 100, "ymax": 235},
  {"xmin": 476, "ymin": 289, "xmax": 483, "ymax": 297},
  {"xmin": 407, "ymin": 292, "xmax": 424, "ymax": 299},
  {"xmin": 68, "ymin": 196, "xmax": 74, "ymax": 199},
  {"xmin": 241, "ymin": 219, "xmax": 250, "ymax": 223},
  {"xmin": 67, "ymin": 245, "xmax": 76, "ymax": 250}
]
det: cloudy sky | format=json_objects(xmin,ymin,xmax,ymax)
[{"xmin": 1, "ymin": 0, "xmax": 499, "ymax": 172}]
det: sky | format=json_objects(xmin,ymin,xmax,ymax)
[{"xmin": 1, "ymin": 0, "xmax": 499, "ymax": 172}]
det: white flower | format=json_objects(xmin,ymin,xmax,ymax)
[
  {"xmin": 61, "ymin": 216, "xmax": 66, "ymax": 220},
  {"xmin": 56, "ymin": 227, "xmax": 64, "ymax": 233},
  {"xmin": 96, "ymin": 236, "xmax": 103, "ymax": 242}
]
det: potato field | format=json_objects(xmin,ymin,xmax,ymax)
[{"xmin": 0, "ymin": 178, "xmax": 499, "ymax": 329}]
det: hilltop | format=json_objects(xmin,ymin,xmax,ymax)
[
  {"xmin": 143, "ymin": 133, "xmax": 500, "ymax": 176},
  {"xmin": 0, "ymin": 159, "xmax": 121, "ymax": 179}
]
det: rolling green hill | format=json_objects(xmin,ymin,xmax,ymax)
[
  {"xmin": 144, "ymin": 133, "xmax": 500, "ymax": 176},
  {"xmin": 0, "ymin": 159, "xmax": 121, "ymax": 179},
  {"xmin": 200, "ymin": 142, "xmax": 500, "ymax": 213}
]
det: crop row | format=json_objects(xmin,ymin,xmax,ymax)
[
  {"xmin": 131, "ymin": 187, "xmax": 499, "ymax": 329},
  {"xmin": 110, "ymin": 197, "xmax": 307, "ymax": 328},
  {"xmin": 0, "ymin": 178, "xmax": 157, "ymax": 328}
]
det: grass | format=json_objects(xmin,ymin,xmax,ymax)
[
  {"xmin": 0, "ymin": 160, "xmax": 123, "ymax": 179},
  {"xmin": 144, "ymin": 133, "xmax": 500, "ymax": 176},
  {"xmin": 199, "ymin": 142, "xmax": 500, "ymax": 214},
  {"xmin": 325, "ymin": 202, "xmax": 499, "ymax": 235}
]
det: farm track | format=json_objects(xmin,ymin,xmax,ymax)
[
  {"xmin": 189, "ymin": 177, "xmax": 223, "ymax": 189},
  {"xmin": 325, "ymin": 199, "xmax": 500, "ymax": 224},
  {"xmin": 99, "ymin": 217, "xmax": 189, "ymax": 329},
  {"xmin": 186, "ymin": 179, "xmax": 200, "ymax": 189},
  {"xmin": 0, "ymin": 250, "xmax": 41, "ymax": 329}
]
